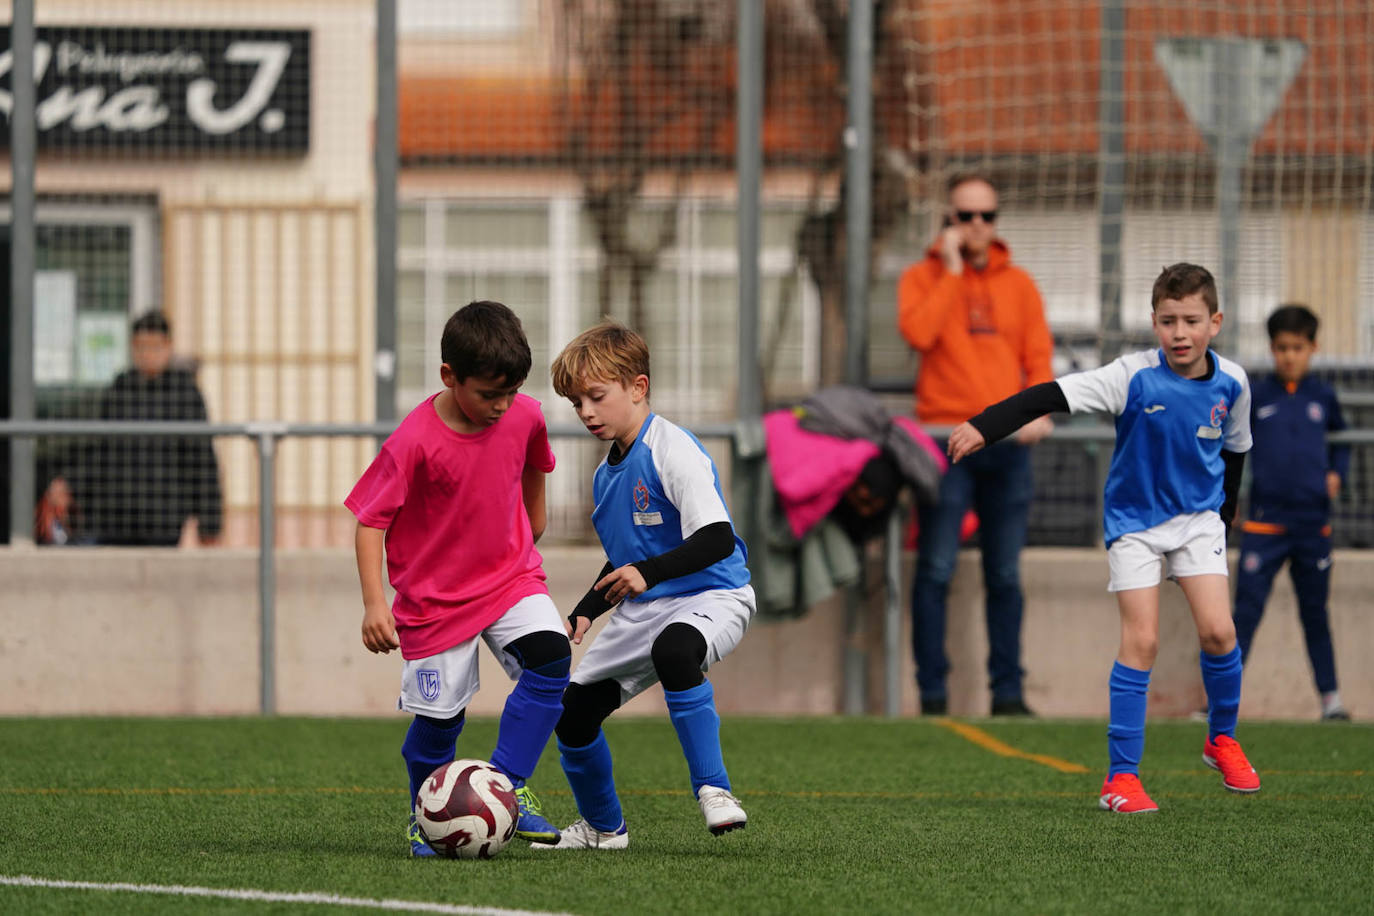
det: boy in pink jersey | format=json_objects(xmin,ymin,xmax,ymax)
[{"xmin": 345, "ymin": 300, "xmax": 571, "ymax": 856}]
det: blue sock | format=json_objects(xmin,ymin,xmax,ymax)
[
  {"xmin": 489, "ymin": 666, "xmax": 569, "ymax": 788},
  {"xmin": 664, "ymin": 680, "xmax": 730, "ymax": 794},
  {"xmin": 1201, "ymin": 646, "xmax": 1243, "ymax": 740},
  {"xmin": 558, "ymin": 732, "xmax": 623, "ymax": 832},
  {"xmin": 1106, "ymin": 662, "xmax": 1150, "ymax": 778},
  {"xmin": 402, "ymin": 715, "xmax": 464, "ymax": 805}
]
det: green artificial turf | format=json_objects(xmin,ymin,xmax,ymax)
[{"xmin": 1, "ymin": 716, "xmax": 1369, "ymax": 914}]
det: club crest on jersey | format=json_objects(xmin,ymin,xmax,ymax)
[
  {"xmin": 632, "ymin": 478, "xmax": 663, "ymax": 526},
  {"xmin": 417, "ymin": 669, "xmax": 441, "ymax": 702},
  {"xmin": 1209, "ymin": 398, "xmax": 1228, "ymax": 428},
  {"xmin": 1308, "ymin": 401, "xmax": 1324, "ymax": 423}
]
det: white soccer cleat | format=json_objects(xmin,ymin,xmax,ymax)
[
  {"xmin": 528, "ymin": 818, "xmax": 628, "ymax": 850},
  {"xmin": 697, "ymin": 785, "xmax": 747, "ymax": 835}
]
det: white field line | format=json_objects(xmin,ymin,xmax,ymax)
[{"xmin": 0, "ymin": 875, "xmax": 574, "ymax": 916}]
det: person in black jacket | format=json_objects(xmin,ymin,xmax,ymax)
[{"xmin": 81, "ymin": 310, "xmax": 223, "ymax": 546}]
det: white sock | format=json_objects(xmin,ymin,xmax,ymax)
[{"xmin": 1321, "ymin": 690, "xmax": 1345, "ymax": 715}]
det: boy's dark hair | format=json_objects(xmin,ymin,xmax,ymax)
[
  {"xmin": 131, "ymin": 310, "xmax": 171, "ymax": 337},
  {"xmin": 440, "ymin": 300, "xmax": 532, "ymax": 385},
  {"xmin": 1266, "ymin": 303, "xmax": 1319, "ymax": 341},
  {"xmin": 1151, "ymin": 263, "xmax": 1218, "ymax": 313}
]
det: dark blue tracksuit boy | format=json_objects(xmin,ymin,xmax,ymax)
[{"xmin": 1233, "ymin": 368, "xmax": 1350, "ymax": 717}]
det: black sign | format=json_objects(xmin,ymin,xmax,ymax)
[{"xmin": 0, "ymin": 26, "xmax": 310, "ymax": 153}]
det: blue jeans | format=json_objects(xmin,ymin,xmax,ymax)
[{"xmin": 911, "ymin": 439, "xmax": 1033, "ymax": 702}]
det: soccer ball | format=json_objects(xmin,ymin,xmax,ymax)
[{"xmin": 413, "ymin": 759, "xmax": 520, "ymax": 859}]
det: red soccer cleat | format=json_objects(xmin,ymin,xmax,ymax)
[
  {"xmin": 1203, "ymin": 735, "xmax": 1261, "ymax": 793},
  {"xmin": 1099, "ymin": 773, "xmax": 1159, "ymax": 813}
]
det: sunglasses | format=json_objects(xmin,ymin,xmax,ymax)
[{"xmin": 954, "ymin": 209, "xmax": 997, "ymax": 223}]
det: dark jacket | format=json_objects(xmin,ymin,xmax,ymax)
[
  {"xmin": 83, "ymin": 368, "xmax": 223, "ymax": 545},
  {"xmin": 1246, "ymin": 373, "xmax": 1349, "ymax": 534}
]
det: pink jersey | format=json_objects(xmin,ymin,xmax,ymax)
[{"xmin": 345, "ymin": 392, "xmax": 556, "ymax": 659}]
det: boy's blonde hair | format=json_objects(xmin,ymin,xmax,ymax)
[{"xmin": 551, "ymin": 321, "xmax": 651, "ymax": 398}]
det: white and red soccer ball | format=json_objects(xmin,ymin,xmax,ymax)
[{"xmin": 413, "ymin": 759, "xmax": 520, "ymax": 859}]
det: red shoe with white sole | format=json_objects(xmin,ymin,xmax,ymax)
[
  {"xmin": 1203, "ymin": 735, "xmax": 1261, "ymax": 793},
  {"xmin": 1099, "ymin": 773, "xmax": 1159, "ymax": 813}
]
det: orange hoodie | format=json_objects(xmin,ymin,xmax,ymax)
[{"xmin": 897, "ymin": 239, "xmax": 1054, "ymax": 426}]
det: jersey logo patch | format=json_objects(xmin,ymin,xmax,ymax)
[
  {"xmin": 1308, "ymin": 402, "xmax": 1324, "ymax": 423},
  {"xmin": 632, "ymin": 478, "xmax": 663, "ymax": 525},
  {"xmin": 1209, "ymin": 398, "xmax": 1229, "ymax": 428},
  {"xmin": 1143, "ymin": 404, "xmax": 1167, "ymax": 414},
  {"xmin": 417, "ymin": 669, "xmax": 441, "ymax": 702},
  {"xmin": 1256, "ymin": 404, "xmax": 1279, "ymax": 420}
]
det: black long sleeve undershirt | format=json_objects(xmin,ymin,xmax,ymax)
[
  {"xmin": 966, "ymin": 381, "xmax": 1069, "ymax": 445},
  {"xmin": 1220, "ymin": 449, "xmax": 1245, "ymax": 529},
  {"xmin": 569, "ymin": 521, "xmax": 736, "ymax": 625}
]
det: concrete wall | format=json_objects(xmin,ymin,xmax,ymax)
[{"xmin": 2, "ymin": 546, "xmax": 1368, "ymax": 720}]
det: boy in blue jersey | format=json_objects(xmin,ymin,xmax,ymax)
[
  {"xmin": 535, "ymin": 321, "xmax": 755, "ymax": 849},
  {"xmin": 1233, "ymin": 304, "xmax": 1350, "ymax": 721},
  {"xmin": 947, "ymin": 263, "xmax": 1260, "ymax": 813}
]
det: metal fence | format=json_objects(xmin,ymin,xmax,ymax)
[
  {"xmin": 6, "ymin": 418, "xmax": 1374, "ymax": 716},
  {"xmin": 8, "ymin": 2, "xmax": 1374, "ymax": 714}
]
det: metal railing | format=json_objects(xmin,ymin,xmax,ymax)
[{"xmin": 5, "ymin": 418, "xmax": 1373, "ymax": 716}]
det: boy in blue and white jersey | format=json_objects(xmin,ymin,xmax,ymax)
[
  {"xmin": 947, "ymin": 263, "xmax": 1261, "ymax": 813},
  {"xmin": 535, "ymin": 321, "xmax": 754, "ymax": 849}
]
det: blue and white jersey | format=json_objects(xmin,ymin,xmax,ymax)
[
  {"xmin": 591, "ymin": 413, "xmax": 751, "ymax": 601},
  {"xmin": 1057, "ymin": 349, "xmax": 1251, "ymax": 546}
]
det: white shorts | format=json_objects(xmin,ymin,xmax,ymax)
[
  {"xmin": 572, "ymin": 585, "xmax": 755, "ymax": 703},
  {"xmin": 1107, "ymin": 511, "xmax": 1228, "ymax": 592},
  {"xmin": 398, "ymin": 593, "xmax": 564, "ymax": 718}
]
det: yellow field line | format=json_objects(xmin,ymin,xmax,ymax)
[{"xmin": 935, "ymin": 719, "xmax": 1092, "ymax": 773}]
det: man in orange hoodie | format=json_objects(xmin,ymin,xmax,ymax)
[{"xmin": 897, "ymin": 174, "xmax": 1054, "ymax": 716}]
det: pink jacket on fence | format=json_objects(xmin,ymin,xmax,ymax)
[{"xmin": 764, "ymin": 408, "xmax": 949, "ymax": 540}]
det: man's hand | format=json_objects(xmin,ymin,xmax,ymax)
[
  {"xmin": 1326, "ymin": 470, "xmax": 1342, "ymax": 500},
  {"xmin": 596, "ymin": 564, "xmax": 649, "ymax": 604},
  {"xmin": 1014, "ymin": 414, "xmax": 1054, "ymax": 446},
  {"xmin": 947, "ymin": 422, "xmax": 986, "ymax": 464},
  {"xmin": 939, "ymin": 226, "xmax": 964, "ymax": 275},
  {"xmin": 566, "ymin": 615, "xmax": 594, "ymax": 646},
  {"xmin": 362, "ymin": 601, "xmax": 400, "ymax": 654}
]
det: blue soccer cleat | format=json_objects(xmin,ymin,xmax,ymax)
[
  {"xmin": 407, "ymin": 814, "xmax": 437, "ymax": 857},
  {"xmin": 513, "ymin": 786, "xmax": 562, "ymax": 845}
]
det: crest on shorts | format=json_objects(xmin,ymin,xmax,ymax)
[
  {"xmin": 1209, "ymin": 398, "xmax": 1228, "ymax": 428},
  {"xmin": 417, "ymin": 668, "xmax": 441, "ymax": 702},
  {"xmin": 633, "ymin": 479, "xmax": 651, "ymax": 512}
]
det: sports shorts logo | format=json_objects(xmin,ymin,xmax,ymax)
[
  {"xmin": 1143, "ymin": 404, "xmax": 1166, "ymax": 414},
  {"xmin": 417, "ymin": 669, "xmax": 441, "ymax": 702}
]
